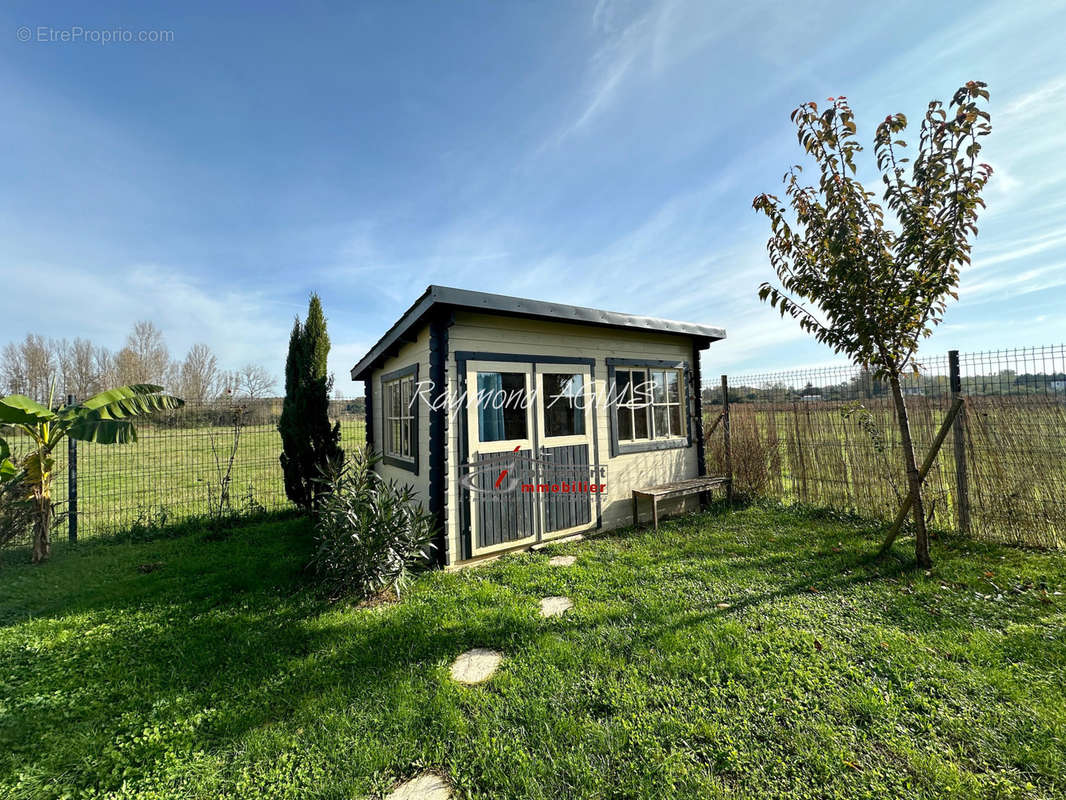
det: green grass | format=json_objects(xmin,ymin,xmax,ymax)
[{"xmin": 1, "ymin": 506, "xmax": 1064, "ymax": 799}]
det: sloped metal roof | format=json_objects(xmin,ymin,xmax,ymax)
[{"xmin": 350, "ymin": 285, "xmax": 726, "ymax": 380}]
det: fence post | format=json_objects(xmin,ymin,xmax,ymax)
[
  {"xmin": 948, "ymin": 351, "xmax": 970, "ymax": 535},
  {"xmin": 67, "ymin": 394, "xmax": 77, "ymax": 544},
  {"xmin": 721, "ymin": 374, "xmax": 733, "ymax": 503}
]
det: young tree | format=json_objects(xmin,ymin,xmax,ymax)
[
  {"xmin": 279, "ymin": 294, "xmax": 343, "ymax": 511},
  {"xmin": 753, "ymin": 82, "xmax": 992, "ymax": 567}
]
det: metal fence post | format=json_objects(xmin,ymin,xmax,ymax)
[
  {"xmin": 721, "ymin": 374, "xmax": 733, "ymax": 503},
  {"xmin": 948, "ymin": 351, "xmax": 970, "ymax": 534},
  {"xmin": 67, "ymin": 394, "xmax": 77, "ymax": 544}
]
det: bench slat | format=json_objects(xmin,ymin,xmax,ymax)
[{"xmin": 633, "ymin": 476, "xmax": 729, "ymax": 499}]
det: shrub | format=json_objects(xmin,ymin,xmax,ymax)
[
  {"xmin": 311, "ymin": 448, "xmax": 435, "ymax": 600},
  {"xmin": 0, "ymin": 472, "xmax": 34, "ymax": 555},
  {"xmin": 706, "ymin": 409, "xmax": 777, "ymax": 498}
]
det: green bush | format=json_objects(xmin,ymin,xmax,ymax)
[
  {"xmin": 0, "ymin": 473, "xmax": 34, "ymax": 555},
  {"xmin": 0, "ymin": 437, "xmax": 34, "ymax": 557},
  {"xmin": 311, "ymin": 448, "xmax": 435, "ymax": 600}
]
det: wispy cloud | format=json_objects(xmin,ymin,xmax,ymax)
[{"xmin": 3, "ymin": 0, "xmax": 1065, "ymax": 394}]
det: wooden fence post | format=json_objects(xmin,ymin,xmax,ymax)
[
  {"xmin": 721, "ymin": 374, "xmax": 733, "ymax": 503},
  {"xmin": 948, "ymin": 350, "xmax": 970, "ymax": 535},
  {"xmin": 67, "ymin": 394, "xmax": 77, "ymax": 544}
]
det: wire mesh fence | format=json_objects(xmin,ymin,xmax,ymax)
[
  {"xmin": 704, "ymin": 344, "xmax": 1066, "ymax": 549},
  {"xmin": 4, "ymin": 398, "xmax": 366, "ymax": 541},
  {"xmin": 6, "ymin": 345, "xmax": 1064, "ymax": 549}
]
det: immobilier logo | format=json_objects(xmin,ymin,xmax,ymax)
[{"xmin": 459, "ymin": 447, "xmax": 607, "ymax": 501}]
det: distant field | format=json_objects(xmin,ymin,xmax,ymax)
[{"xmin": 6, "ymin": 419, "xmax": 366, "ymax": 538}]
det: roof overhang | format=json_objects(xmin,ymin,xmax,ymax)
[{"xmin": 350, "ymin": 285, "xmax": 726, "ymax": 381}]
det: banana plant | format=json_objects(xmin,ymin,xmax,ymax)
[{"xmin": 0, "ymin": 383, "xmax": 184, "ymax": 563}]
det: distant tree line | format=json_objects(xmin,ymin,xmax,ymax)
[
  {"xmin": 0, "ymin": 321, "xmax": 278, "ymax": 405},
  {"xmin": 706, "ymin": 367, "xmax": 1066, "ymax": 405}
]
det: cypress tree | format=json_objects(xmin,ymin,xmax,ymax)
[{"xmin": 279, "ymin": 293, "xmax": 344, "ymax": 511}]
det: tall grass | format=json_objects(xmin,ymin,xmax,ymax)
[{"xmin": 707, "ymin": 393, "xmax": 1066, "ymax": 549}]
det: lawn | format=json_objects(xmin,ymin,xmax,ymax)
[{"xmin": 1, "ymin": 505, "xmax": 1064, "ymax": 799}]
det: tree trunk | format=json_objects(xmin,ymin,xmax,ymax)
[
  {"xmin": 31, "ymin": 490, "xmax": 51, "ymax": 564},
  {"xmin": 887, "ymin": 371, "xmax": 931, "ymax": 568}
]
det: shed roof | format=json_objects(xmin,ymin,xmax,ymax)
[{"xmin": 350, "ymin": 285, "xmax": 726, "ymax": 380}]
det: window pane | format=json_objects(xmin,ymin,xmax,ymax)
[
  {"xmin": 669, "ymin": 404, "xmax": 682, "ymax": 437},
  {"xmin": 651, "ymin": 370, "xmax": 667, "ymax": 404},
  {"xmin": 618, "ymin": 406, "xmax": 633, "ymax": 440},
  {"xmin": 633, "ymin": 404, "xmax": 649, "ymax": 439},
  {"xmin": 614, "ymin": 370, "xmax": 632, "ymax": 405},
  {"xmin": 665, "ymin": 370, "xmax": 680, "ymax": 403},
  {"xmin": 401, "ymin": 378, "xmax": 411, "ymax": 418},
  {"xmin": 390, "ymin": 420, "xmax": 401, "ymax": 454},
  {"xmin": 478, "ymin": 371, "xmax": 528, "ymax": 442},
  {"xmin": 500, "ymin": 372, "xmax": 528, "ymax": 440},
  {"xmin": 401, "ymin": 419, "xmax": 411, "ymax": 456},
  {"xmin": 653, "ymin": 405, "xmax": 668, "ymax": 438},
  {"xmin": 631, "ymin": 370, "xmax": 651, "ymax": 410},
  {"xmin": 543, "ymin": 373, "xmax": 584, "ymax": 437}
]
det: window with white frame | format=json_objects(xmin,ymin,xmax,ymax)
[
  {"xmin": 613, "ymin": 367, "xmax": 684, "ymax": 442},
  {"xmin": 383, "ymin": 371, "xmax": 416, "ymax": 461}
]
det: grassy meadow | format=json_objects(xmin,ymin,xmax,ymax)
[
  {"xmin": 1, "ymin": 505, "xmax": 1064, "ymax": 799},
  {"xmin": 4, "ymin": 418, "xmax": 366, "ymax": 539}
]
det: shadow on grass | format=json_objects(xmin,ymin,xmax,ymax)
[
  {"xmin": 4, "ymin": 502, "xmax": 1063, "ymax": 796},
  {"xmin": 0, "ymin": 517, "xmax": 550, "ymax": 792}
]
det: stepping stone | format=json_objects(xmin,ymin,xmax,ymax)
[
  {"xmin": 449, "ymin": 648, "xmax": 503, "ymax": 684},
  {"xmin": 539, "ymin": 596, "xmax": 573, "ymax": 618},
  {"xmin": 548, "ymin": 555, "xmax": 576, "ymax": 567},
  {"xmin": 386, "ymin": 773, "xmax": 452, "ymax": 800}
]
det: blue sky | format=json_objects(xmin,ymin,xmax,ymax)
[{"xmin": 3, "ymin": 0, "xmax": 1065, "ymax": 393}]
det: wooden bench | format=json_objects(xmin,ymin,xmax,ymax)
[{"xmin": 632, "ymin": 476, "xmax": 731, "ymax": 530}]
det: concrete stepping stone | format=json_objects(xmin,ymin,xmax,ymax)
[
  {"xmin": 539, "ymin": 596, "xmax": 573, "ymax": 618},
  {"xmin": 386, "ymin": 772, "xmax": 452, "ymax": 800},
  {"xmin": 548, "ymin": 555, "xmax": 576, "ymax": 567},
  {"xmin": 449, "ymin": 648, "xmax": 503, "ymax": 684}
]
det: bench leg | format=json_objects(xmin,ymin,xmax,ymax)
[
  {"xmin": 652, "ymin": 497, "xmax": 659, "ymax": 531},
  {"xmin": 632, "ymin": 494, "xmax": 638, "ymax": 526}
]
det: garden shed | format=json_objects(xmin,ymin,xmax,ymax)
[{"xmin": 351, "ymin": 286, "xmax": 726, "ymax": 567}]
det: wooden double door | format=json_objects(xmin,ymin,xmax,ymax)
[{"xmin": 464, "ymin": 359, "xmax": 597, "ymax": 557}]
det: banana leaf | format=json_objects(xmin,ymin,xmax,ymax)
[{"xmin": 0, "ymin": 395, "xmax": 56, "ymax": 424}]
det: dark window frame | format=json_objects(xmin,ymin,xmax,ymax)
[
  {"xmin": 606, "ymin": 358, "xmax": 692, "ymax": 456},
  {"xmin": 380, "ymin": 362, "xmax": 419, "ymax": 473}
]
